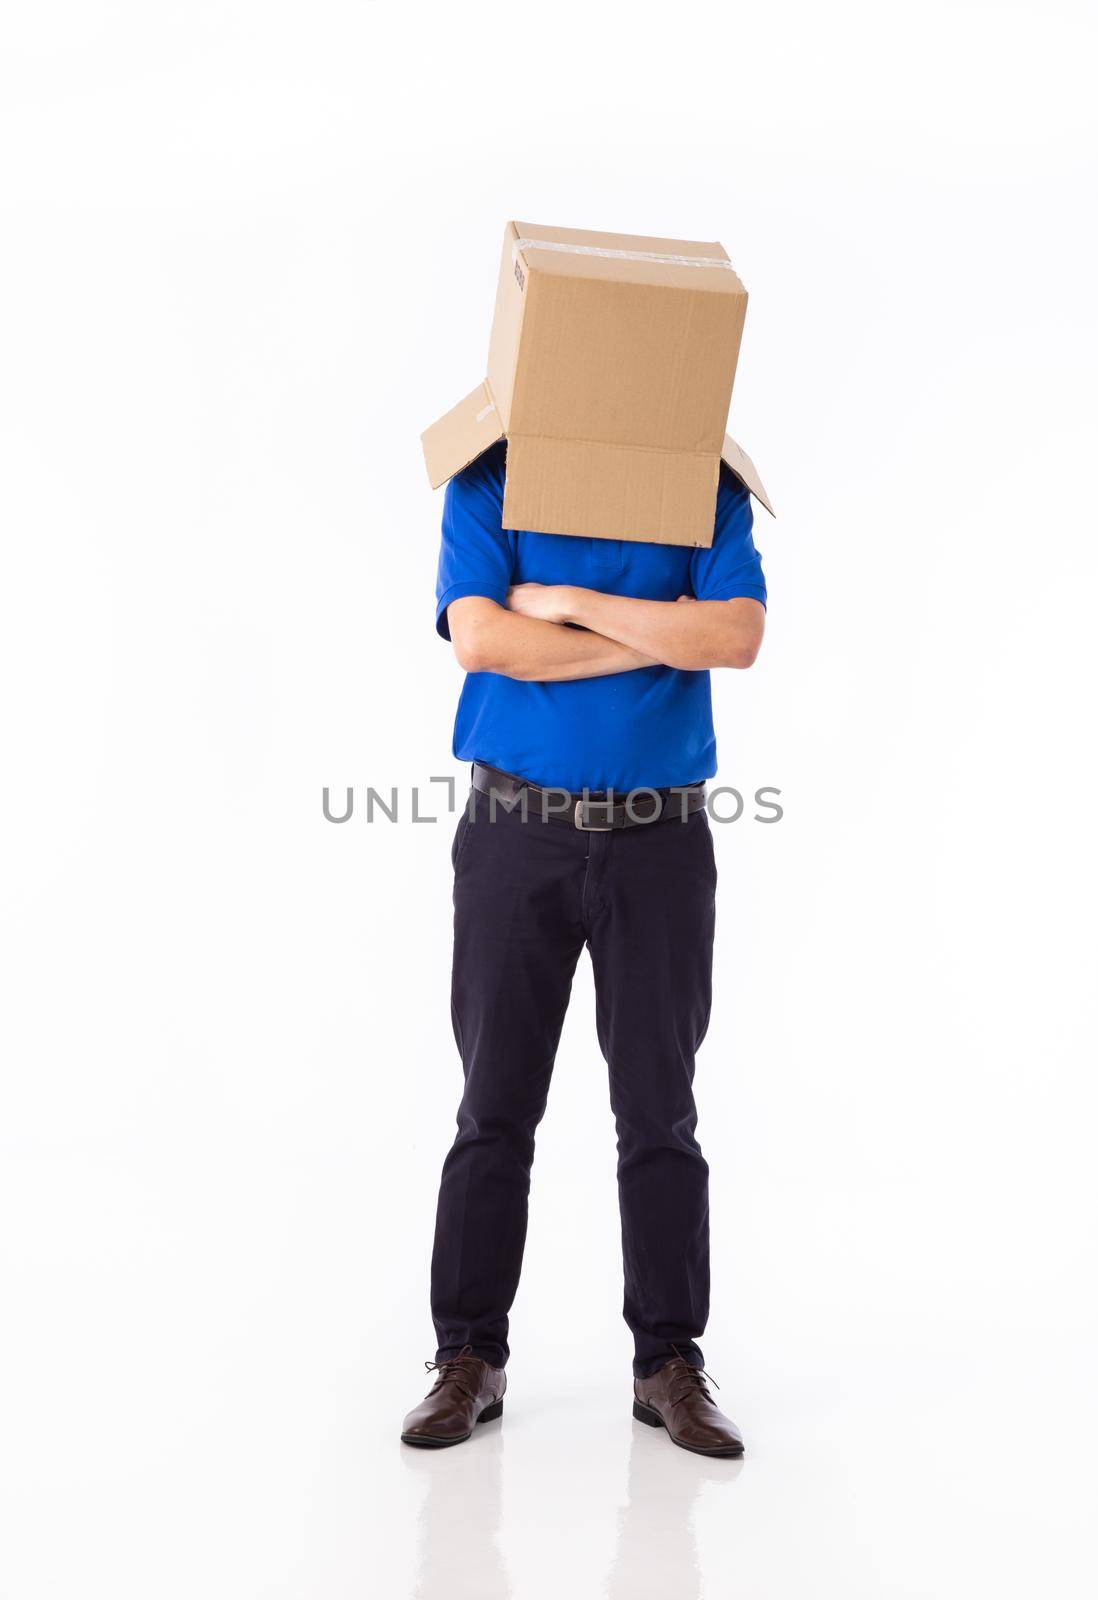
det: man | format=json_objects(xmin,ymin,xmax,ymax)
[{"xmin": 399, "ymin": 440, "xmax": 766, "ymax": 1457}]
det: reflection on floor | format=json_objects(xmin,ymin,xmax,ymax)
[
  {"xmin": 404, "ymin": 1422, "xmax": 509, "ymax": 1600},
  {"xmin": 403, "ymin": 1404, "xmax": 743, "ymax": 1600},
  {"xmin": 606, "ymin": 1431, "xmax": 742, "ymax": 1600}
]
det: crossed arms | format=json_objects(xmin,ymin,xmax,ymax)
[{"xmin": 447, "ymin": 585, "xmax": 765, "ymax": 682}]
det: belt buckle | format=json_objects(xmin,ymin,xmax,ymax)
[{"xmin": 574, "ymin": 798, "xmax": 614, "ymax": 831}]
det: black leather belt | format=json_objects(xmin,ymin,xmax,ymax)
[{"xmin": 471, "ymin": 763, "xmax": 708, "ymax": 830}]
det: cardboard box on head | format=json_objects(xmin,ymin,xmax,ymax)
[{"xmin": 421, "ymin": 221, "xmax": 773, "ymax": 549}]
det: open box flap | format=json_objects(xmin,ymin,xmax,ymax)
[
  {"xmin": 721, "ymin": 434, "xmax": 774, "ymax": 517},
  {"xmin": 421, "ymin": 381, "xmax": 506, "ymax": 490}
]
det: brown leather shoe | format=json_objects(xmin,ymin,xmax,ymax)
[
  {"xmin": 400, "ymin": 1346, "xmax": 506, "ymax": 1448},
  {"xmin": 633, "ymin": 1356, "xmax": 744, "ymax": 1457}
]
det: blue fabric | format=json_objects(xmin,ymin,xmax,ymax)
[{"xmin": 435, "ymin": 442, "xmax": 767, "ymax": 792}]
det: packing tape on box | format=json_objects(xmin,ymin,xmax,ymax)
[{"xmin": 512, "ymin": 238, "xmax": 735, "ymax": 271}]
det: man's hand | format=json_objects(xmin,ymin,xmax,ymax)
[{"xmin": 506, "ymin": 583, "xmax": 575, "ymax": 625}]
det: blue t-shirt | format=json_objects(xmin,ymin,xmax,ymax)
[{"xmin": 435, "ymin": 442, "xmax": 766, "ymax": 792}]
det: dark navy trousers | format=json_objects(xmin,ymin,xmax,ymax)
[{"xmin": 430, "ymin": 786, "xmax": 717, "ymax": 1377}]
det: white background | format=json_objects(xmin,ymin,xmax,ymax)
[{"xmin": 2, "ymin": 3, "xmax": 1096, "ymax": 1596}]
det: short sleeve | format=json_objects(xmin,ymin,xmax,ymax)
[
  {"xmin": 690, "ymin": 470, "xmax": 767, "ymax": 607},
  {"xmin": 434, "ymin": 446, "xmax": 516, "ymax": 640}
]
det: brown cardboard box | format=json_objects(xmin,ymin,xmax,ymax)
[{"xmin": 421, "ymin": 220, "xmax": 773, "ymax": 549}]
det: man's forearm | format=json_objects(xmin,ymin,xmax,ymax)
[
  {"xmin": 558, "ymin": 588, "xmax": 764, "ymax": 671},
  {"xmin": 448, "ymin": 597, "xmax": 655, "ymax": 682},
  {"xmin": 492, "ymin": 615, "xmax": 653, "ymax": 681}
]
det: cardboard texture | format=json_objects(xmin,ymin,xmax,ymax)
[{"xmin": 421, "ymin": 220, "xmax": 773, "ymax": 547}]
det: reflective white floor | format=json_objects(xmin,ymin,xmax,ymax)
[
  {"xmin": 2, "ymin": 1150, "xmax": 1094, "ymax": 1600},
  {"xmin": 3, "ymin": 1343, "xmax": 1092, "ymax": 1600},
  {"xmin": 401, "ymin": 1391, "xmax": 744, "ymax": 1600},
  {"xmin": 382, "ymin": 1347, "xmax": 1096, "ymax": 1599},
  {"xmin": 4, "ymin": 1164, "xmax": 1094, "ymax": 1600}
]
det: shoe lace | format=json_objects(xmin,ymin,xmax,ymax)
[
  {"xmin": 666, "ymin": 1345, "xmax": 721, "ymax": 1407},
  {"xmin": 424, "ymin": 1344, "xmax": 479, "ymax": 1402}
]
